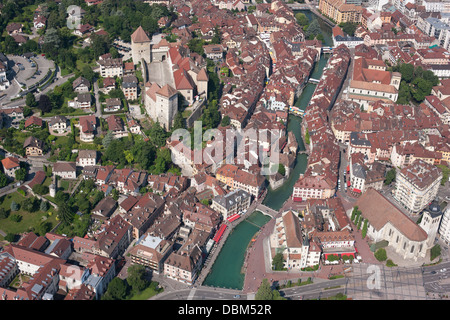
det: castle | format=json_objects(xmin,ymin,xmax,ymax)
[{"xmin": 131, "ymin": 26, "xmax": 209, "ymax": 130}]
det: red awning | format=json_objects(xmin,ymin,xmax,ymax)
[
  {"xmin": 347, "ymin": 180, "xmax": 351, "ymax": 187},
  {"xmin": 227, "ymin": 214, "xmax": 240, "ymax": 222},
  {"xmin": 293, "ymin": 197, "xmax": 302, "ymax": 202},
  {"xmin": 353, "ymin": 188, "xmax": 361, "ymax": 193},
  {"xmin": 346, "ymin": 165, "xmax": 350, "ymax": 173},
  {"xmin": 213, "ymin": 224, "xmax": 227, "ymax": 242}
]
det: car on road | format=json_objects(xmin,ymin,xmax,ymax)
[
  {"xmin": 431, "ymin": 271, "xmax": 437, "ymax": 274},
  {"xmin": 233, "ymin": 295, "xmax": 240, "ymax": 299},
  {"xmin": 440, "ymin": 268, "xmax": 447, "ymax": 273}
]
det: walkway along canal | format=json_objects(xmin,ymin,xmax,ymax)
[{"xmin": 200, "ymin": 11, "xmax": 333, "ymax": 291}]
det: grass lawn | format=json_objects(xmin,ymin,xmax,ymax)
[
  {"xmin": 0, "ymin": 191, "xmax": 58, "ymax": 239},
  {"xmin": 127, "ymin": 284, "xmax": 163, "ymax": 300},
  {"xmin": 9, "ymin": 273, "xmax": 32, "ymax": 289}
]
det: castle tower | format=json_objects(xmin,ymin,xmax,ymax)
[
  {"xmin": 155, "ymin": 84, "xmax": 178, "ymax": 130},
  {"xmin": 131, "ymin": 26, "xmax": 151, "ymax": 65},
  {"xmin": 196, "ymin": 68, "xmax": 209, "ymax": 100}
]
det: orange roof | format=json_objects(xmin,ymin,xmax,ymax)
[
  {"xmin": 1, "ymin": 157, "xmax": 20, "ymax": 169},
  {"xmin": 197, "ymin": 68, "xmax": 209, "ymax": 81}
]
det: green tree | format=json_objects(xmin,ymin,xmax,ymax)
[
  {"xmin": 362, "ymin": 218, "xmax": 368, "ymax": 238},
  {"xmin": 33, "ymin": 184, "xmax": 49, "ymax": 195},
  {"xmin": 272, "ymin": 253, "xmax": 285, "ymax": 270},
  {"xmin": 399, "ymin": 63, "xmax": 414, "ymax": 83},
  {"xmin": 10, "ymin": 201, "xmax": 19, "ymax": 212},
  {"xmin": 351, "ymin": 206, "xmax": 358, "ymax": 222},
  {"xmin": 221, "ymin": 115, "xmax": 230, "ymax": 127},
  {"xmin": 38, "ymin": 94, "xmax": 53, "ymax": 115},
  {"xmin": 384, "ymin": 168, "xmax": 396, "ymax": 185},
  {"xmin": 26, "ymin": 92, "xmax": 37, "ymax": 108},
  {"xmin": 295, "ymin": 12, "xmax": 309, "ymax": 27},
  {"xmin": 0, "ymin": 208, "xmax": 9, "ymax": 219},
  {"xmin": 255, "ymin": 278, "xmax": 274, "ymax": 300},
  {"xmin": 305, "ymin": 19, "xmax": 321, "ymax": 39},
  {"xmin": 375, "ymin": 248, "xmax": 387, "ymax": 262},
  {"xmin": 102, "ymin": 277, "xmax": 129, "ymax": 300},
  {"xmin": 102, "ymin": 131, "xmax": 114, "ymax": 149},
  {"xmin": 40, "ymin": 200, "xmax": 49, "ymax": 212},
  {"xmin": 304, "ymin": 128, "xmax": 310, "ymax": 144},
  {"xmin": 5, "ymin": 233, "xmax": 16, "ymax": 242},
  {"xmin": 0, "ymin": 172, "xmax": 8, "ymax": 188},
  {"xmin": 127, "ymin": 264, "xmax": 149, "ymax": 293},
  {"xmin": 15, "ymin": 168, "xmax": 27, "ymax": 181},
  {"xmin": 58, "ymin": 202, "xmax": 74, "ymax": 225}
]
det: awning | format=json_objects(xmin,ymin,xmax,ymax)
[
  {"xmin": 353, "ymin": 188, "xmax": 361, "ymax": 193},
  {"xmin": 346, "ymin": 165, "xmax": 350, "ymax": 173},
  {"xmin": 213, "ymin": 224, "xmax": 227, "ymax": 242},
  {"xmin": 347, "ymin": 180, "xmax": 351, "ymax": 187},
  {"xmin": 293, "ymin": 197, "xmax": 302, "ymax": 202},
  {"xmin": 227, "ymin": 214, "xmax": 240, "ymax": 222}
]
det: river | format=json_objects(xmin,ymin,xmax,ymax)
[{"xmin": 202, "ymin": 10, "xmax": 333, "ymax": 290}]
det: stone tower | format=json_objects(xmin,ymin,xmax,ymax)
[
  {"xmin": 145, "ymin": 82, "xmax": 178, "ymax": 130},
  {"xmin": 131, "ymin": 26, "xmax": 151, "ymax": 65}
]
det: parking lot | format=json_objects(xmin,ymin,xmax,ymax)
[
  {"xmin": 1, "ymin": 54, "xmax": 55, "ymax": 103},
  {"xmin": 113, "ymin": 39, "xmax": 132, "ymax": 61}
]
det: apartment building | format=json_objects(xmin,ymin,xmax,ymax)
[{"xmin": 393, "ymin": 159, "xmax": 442, "ymax": 214}]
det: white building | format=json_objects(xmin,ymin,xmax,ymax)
[
  {"xmin": 76, "ymin": 150, "xmax": 97, "ymax": 167},
  {"xmin": 393, "ymin": 159, "xmax": 442, "ymax": 214},
  {"xmin": 53, "ymin": 162, "xmax": 77, "ymax": 180},
  {"xmin": 438, "ymin": 204, "xmax": 450, "ymax": 244}
]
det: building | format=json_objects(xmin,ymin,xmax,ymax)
[
  {"xmin": 76, "ymin": 150, "xmax": 97, "ymax": 167},
  {"xmin": 93, "ymin": 215, "xmax": 132, "ymax": 259},
  {"xmin": 122, "ymin": 75, "xmax": 138, "ymax": 101},
  {"xmin": 211, "ymin": 189, "xmax": 251, "ymax": 219},
  {"xmin": 1, "ymin": 157, "xmax": 20, "ymax": 179},
  {"xmin": 163, "ymin": 245, "xmax": 203, "ymax": 285},
  {"xmin": 319, "ymin": 0, "xmax": 363, "ymax": 24},
  {"xmin": 78, "ymin": 115, "xmax": 97, "ymax": 143},
  {"xmin": 48, "ymin": 116, "xmax": 69, "ymax": 135},
  {"xmin": 92, "ymin": 197, "xmax": 117, "ymax": 220},
  {"xmin": 131, "ymin": 26, "xmax": 152, "ymax": 65},
  {"xmin": 53, "ymin": 162, "xmax": 77, "ymax": 180},
  {"xmin": 144, "ymin": 82, "xmax": 178, "ymax": 130},
  {"xmin": 269, "ymin": 211, "xmax": 322, "ymax": 270},
  {"xmin": 104, "ymin": 98, "xmax": 122, "ymax": 113},
  {"xmin": 393, "ymin": 159, "xmax": 442, "ymax": 214},
  {"xmin": 438, "ymin": 203, "xmax": 450, "ymax": 245},
  {"xmin": 23, "ymin": 136, "xmax": 44, "ymax": 156},
  {"xmin": 98, "ymin": 58, "xmax": 123, "ymax": 78},
  {"xmin": 351, "ymin": 188, "xmax": 430, "ymax": 261},
  {"xmin": 72, "ymin": 76, "xmax": 90, "ymax": 93},
  {"xmin": 129, "ymin": 234, "xmax": 173, "ymax": 274}
]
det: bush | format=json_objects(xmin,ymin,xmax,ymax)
[
  {"xmin": 0, "ymin": 208, "xmax": 9, "ymax": 219},
  {"xmin": 375, "ymin": 248, "xmax": 387, "ymax": 262},
  {"xmin": 386, "ymin": 259, "xmax": 397, "ymax": 267}
]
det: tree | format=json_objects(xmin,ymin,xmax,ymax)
[
  {"xmin": 15, "ymin": 168, "xmax": 27, "ymax": 181},
  {"xmin": 127, "ymin": 264, "xmax": 149, "ymax": 293},
  {"xmin": 0, "ymin": 172, "xmax": 8, "ymax": 188},
  {"xmin": 81, "ymin": 65, "xmax": 95, "ymax": 84},
  {"xmin": 102, "ymin": 277, "xmax": 128, "ymax": 300},
  {"xmin": 351, "ymin": 206, "xmax": 358, "ymax": 221},
  {"xmin": 26, "ymin": 92, "xmax": 37, "ymax": 108},
  {"xmin": 58, "ymin": 202, "xmax": 74, "ymax": 225},
  {"xmin": 384, "ymin": 168, "xmax": 396, "ymax": 185},
  {"xmin": 40, "ymin": 200, "xmax": 49, "ymax": 212},
  {"xmin": 33, "ymin": 184, "xmax": 49, "ymax": 195},
  {"xmin": 399, "ymin": 63, "xmax": 414, "ymax": 83},
  {"xmin": 295, "ymin": 12, "xmax": 309, "ymax": 27},
  {"xmin": 362, "ymin": 218, "xmax": 368, "ymax": 238},
  {"xmin": 304, "ymin": 128, "xmax": 310, "ymax": 144},
  {"xmin": 172, "ymin": 112, "xmax": 185, "ymax": 131},
  {"xmin": 102, "ymin": 131, "xmax": 114, "ymax": 149},
  {"xmin": 38, "ymin": 94, "xmax": 53, "ymax": 114},
  {"xmin": 375, "ymin": 248, "xmax": 387, "ymax": 262},
  {"xmin": 255, "ymin": 278, "xmax": 274, "ymax": 300},
  {"xmin": 221, "ymin": 115, "xmax": 230, "ymax": 127},
  {"xmin": 0, "ymin": 208, "xmax": 9, "ymax": 219},
  {"xmin": 278, "ymin": 164, "xmax": 286, "ymax": 176},
  {"xmin": 272, "ymin": 253, "xmax": 285, "ymax": 270},
  {"xmin": 10, "ymin": 201, "xmax": 19, "ymax": 212},
  {"xmin": 339, "ymin": 22, "xmax": 358, "ymax": 36},
  {"xmin": 36, "ymin": 221, "xmax": 52, "ymax": 236},
  {"xmin": 5, "ymin": 233, "xmax": 16, "ymax": 242},
  {"xmin": 305, "ymin": 19, "xmax": 320, "ymax": 39}
]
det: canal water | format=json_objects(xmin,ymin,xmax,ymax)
[{"xmin": 203, "ymin": 11, "xmax": 333, "ymax": 290}]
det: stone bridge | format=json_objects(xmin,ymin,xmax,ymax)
[{"xmin": 255, "ymin": 203, "xmax": 279, "ymax": 218}]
